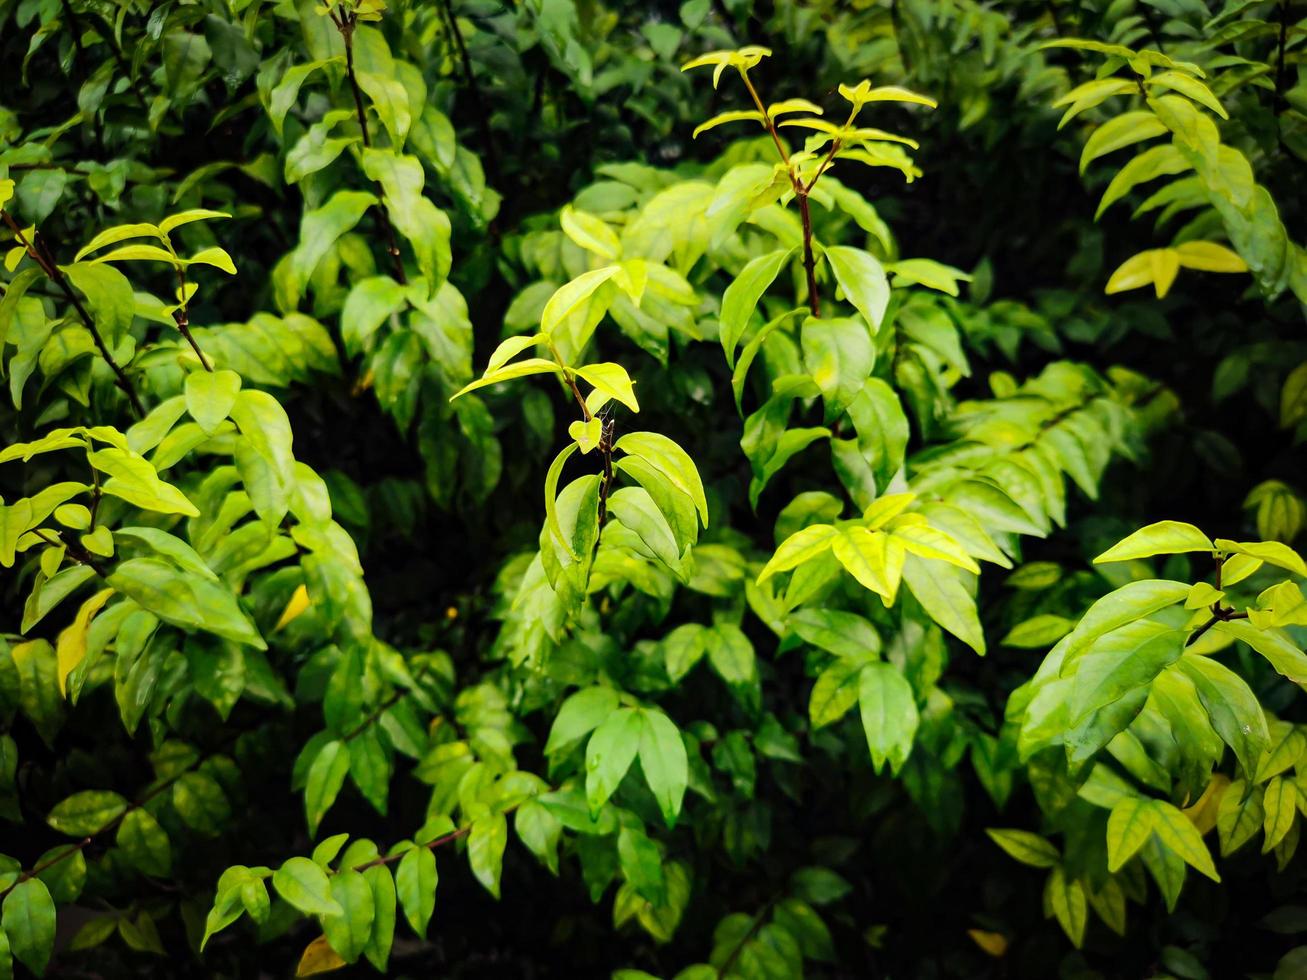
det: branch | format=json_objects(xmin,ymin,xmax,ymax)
[
  {"xmin": 0, "ymin": 754, "xmax": 206, "ymax": 902},
  {"xmin": 2, "ymin": 210, "xmax": 145, "ymax": 417},
  {"xmin": 436, "ymin": 0, "xmax": 499, "ymax": 186},
  {"xmin": 172, "ymin": 267, "xmax": 212, "ymax": 371},
  {"xmin": 332, "ymin": 8, "xmax": 408, "ymax": 285},
  {"xmin": 738, "ymin": 71, "xmax": 821, "ymax": 317}
]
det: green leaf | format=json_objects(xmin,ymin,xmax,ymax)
[
  {"xmin": 902, "ymin": 555, "xmax": 985, "ymax": 654},
  {"xmin": 759, "ymin": 524, "xmax": 840, "ymax": 583},
  {"xmin": 322, "ymin": 869, "xmax": 375, "ymax": 963},
  {"xmin": 720, "ymin": 248, "xmax": 794, "ymax": 367},
  {"xmin": 185, "ymin": 369, "xmax": 242, "ymax": 435},
  {"xmin": 2, "ymin": 878, "xmax": 55, "ymax": 975},
  {"xmin": 1094, "ymin": 521, "xmax": 1215, "ymax": 563},
  {"xmin": 116, "ymin": 808, "xmax": 171, "ymax": 876},
  {"xmin": 639, "ymin": 708, "xmax": 688, "ymax": 827},
  {"xmin": 107, "ymin": 558, "xmax": 265, "ymax": 649},
  {"xmin": 47, "ymin": 790, "xmax": 128, "ymax": 835},
  {"xmin": 305, "ymin": 739, "xmax": 349, "ymax": 836},
  {"xmin": 824, "ymin": 246, "xmax": 890, "ymax": 331},
  {"xmin": 62, "ymin": 262, "xmax": 136, "ymax": 346},
  {"xmin": 468, "ymin": 812, "xmax": 508, "ymax": 898},
  {"xmin": 1068, "ymin": 622, "xmax": 1183, "ymax": 725},
  {"xmin": 1217, "ymin": 779, "xmax": 1264, "ymax": 856},
  {"xmin": 858, "ymin": 662, "xmax": 918, "ymax": 775},
  {"xmin": 1214, "ymin": 539, "xmax": 1307, "ymax": 578},
  {"xmin": 808, "ymin": 658, "xmax": 865, "ymax": 729},
  {"xmin": 1262, "ymin": 776, "xmax": 1298, "ymax": 854},
  {"xmin": 269, "ymin": 59, "xmax": 336, "ymax": 134},
  {"xmin": 586, "ymin": 707, "xmax": 642, "ymax": 814},
  {"xmin": 1106, "ymin": 796, "xmax": 1153, "ymax": 871},
  {"xmin": 361, "ymin": 865, "xmax": 396, "ymax": 971},
  {"xmin": 987, "ymin": 829, "xmax": 1059, "ymax": 868},
  {"xmin": 273, "ymin": 857, "xmax": 343, "ymax": 917},
  {"xmin": 1147, "ymin": 70, "xmax": 1227, "ymax": 118},
  {"xmin": 541, "ymin": 267, "xmax": 620, "ymax": 337},
  {"xmin": 88, "ymin": 447, "xmax": 199, "ymax": 516},
  {"xmin": 832, "ymin": 527, "xmax": 905, "ymax": 605},
  {"xmin": 287, "ymin": 191, "xmax": 377, "ymax": 300},
  {"xmin": 545, "ymin": 686, "xmax": 620, "ymax": 756},
  {"xmin": 1149, "ymin": 800, "xmax": 1220, "ymax": 880},
  {"xmin": 1175, "ymin": 654, "xmax": 1270, "ymax": 778},
  {"xmin": 1212, "ymin": 619, "xmax": 1307, "ymax": 686},
  {"xmin": 1080, "ymin": 111, "xmax": 1169, "ymax": 173},
  {"xmin": 396, "ymin": 845, "xmax": 437, "ymax": 937},
  {"xmin": 1044, "ymin": 867, "xmax": 1087, "ymax": 948},
  {"xmin": 560, "ymin": 206, "xmax": 621, "ymax": 260},
  {"xmin": 614, "ymin": 431, "xmax": 708, "ymax": 526},
  {"xmin": 802, "ymin": 316, "xmax": 874, "ymax": 419}
]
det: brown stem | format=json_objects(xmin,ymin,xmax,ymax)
[
  {"xmin": 737, "ymin": 70, "xmax": 822, "ymax": 317},
  {"xmin": 3, "ymin": 211, "xmax": 145, "ymax": 416},
  {"xmin": 349, "ymin": 824, "xmax": 473, "ymax": 873},
  {"xmin": 334, "ymin": 10, "xmax": 408, "ymax": 285},
  {"xmin": 548, "ymin": 340, "xmax": 591, "ymax": 421},
  {"xmin": 172, "ymin": 268, "xmax": 212, "ymax": 371},
  {"xmin": 797, "ymin": 194, "xmax": 820, "ymax": 318},
  {"xmin": 596, "ymin": 417, "xmax": 615, "ymax": 527},
  {"xmin": 34, "ymin": 528, "xmax": 109, "ymax": 577}
]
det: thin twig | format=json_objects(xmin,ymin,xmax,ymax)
[
  {"xmin": 0, "ymin": 755, "xmax": 207, "ymax": 901},
  {"xmin": 2, "ymin": 209, "xmax": 146, "ymax": 417},
  {"xmin": 331, "ymin": 7, "xmax": 408, "ymax": 285},
  {"xmin": 172, "ymin": 268, "xmax": 212, "ymax": 371},
  {"xmin": 737, "ymin": 71, "xmax": 822, "ymax": 317}
]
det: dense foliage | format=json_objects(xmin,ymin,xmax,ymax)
[{"xmin": 1, "ymin": 0, "xmax": 1305, "ymax": 976}]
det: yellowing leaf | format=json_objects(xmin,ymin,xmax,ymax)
[
  {"xmin": 296, "ymin": 934, "xmax": 346, "ymax": 976},
  {"xmin": 1094, "ymin": 521, "xmax": 1214, "ymax": 563},
  {"xmin": 1174, "ymin": 241, "xmax": 1248, "ymax": 273},
  {"xmin": 275, "ymin": 584, "xmax": 311, "ymax": 631},
  {"xmin": 1105, "ymin": 248, "xmax": 1181, "ymax": 298},
  {"xmin": 541, "ymin": 267, "xmax": 620, "ymax": 337},
  {"xmin": 55, "ymin": 588, "xmax": 115, "ymax": 695},
  {"xmin": 691, "ymin": 110, "xmax": 764, "ymax": 139},
  {"xmin": 575, "ymin": 362, "xmax": 639, "ymax": 412},
  {"xmin": 967, "ymin": 929, "xmax": 1008, "ymax": 957},
  {"xmin": 560, "ymin": 206, "xmax": 621, "ymax": 260}
]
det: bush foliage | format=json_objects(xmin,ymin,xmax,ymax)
[{"xmin": 1, "ymin": 0, "xmax": 1306, "ymax": 976}]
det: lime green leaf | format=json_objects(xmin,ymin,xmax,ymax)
[
  {"xmin": 719, "ymin": 248, "xmax": 794, "ymax": 367},
  {"xmin": 560, "ymin": 205, "xmax": 622, "ymax": 259},
  {"xmin": 1106, "ymin": 797, "xmax": 1153, "ymax": 871},
  {"xmin": 1149, "ymin": 800, "xmax": 1220, "ymax": 880},
  {"xmin": 185, "ymin": 369, "xmax": 242, "ymax": 435},
  {"xmin": 575, "ymin": 362, "xmax": 639, "ymax": 412},
  {"xmin": 1094, "ymin": 521, "xmax": 1214, "ymax": 563},
  {"xmin": 1146, "ymin": 70, "xmax": 1227, "ymax": 118},
  {"xmin": 541, "ymin": 267, "xmax": 620, "ymax": 337}
]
